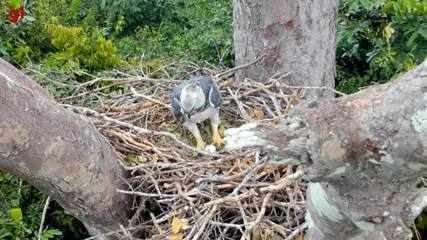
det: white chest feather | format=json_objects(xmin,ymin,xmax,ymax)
[
  {"xmin": 180, "ymin": 85, "xmax": 205, "ymax": 111},
  {"xmin": 189, "ymin": 107, "xmax": 217, "ymax": 123}
]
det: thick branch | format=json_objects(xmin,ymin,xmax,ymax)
[
  {"xmin": 225, "ymin": 60, "xmax": 427, "ymax": 239},
  {"xmin": 0, "ymin": 58, "xmax": 128, "ymax": 236}
]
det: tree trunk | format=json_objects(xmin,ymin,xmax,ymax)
[
  {"xmin": 233, "ymin": 0, "xmax": 337, "ymax": 100},
  {"xmin": 0, "ymin": 58, "xmax": 128, "ymax": 238},
  {"xmin": 224, "ymin": 60, "xmax": 427, "ymax": 240}
]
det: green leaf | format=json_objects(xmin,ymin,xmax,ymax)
[
  {"xmin": 407, "ymin": 30, "xmax": 419, "ymax": 47},
  {"xmin": 383, "ymin": 23, "xmax": 395, "ymax": 43},
  {"xmin": 359, "ymin": 0, "xmax": 374, "ymax": 10},
  {"xmin": 9, "ymin": 0, "xmax": 22, "ymax": 10},
  {"xmin": 24, "ymin": 15, "xmax": 36, "ymax": 22},
  {"xmin": 8, "ymin": 208, "xmax": 23, "ymax": 222},
  {"xmin": 407, "ymin": 27, "xmax": 427, "ymax": 47},
  {"xmin": 418, "ymin": 27, "xmax": 427, "ymax": 40},
  {"xmin": 41, "ymin": 229, "xmax": 62, "ymax": 240},
  {"xmin": 416, "ymin": 212, "xmax": 427, "ymax": 230},
  {"xmin": 405, "ymin": 0, "xmax": 416, "ymax": 12}
]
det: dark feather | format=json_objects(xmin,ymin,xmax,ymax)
[
  {"xmin": 197, "ymin": 75, "xmax": 221, "ymax": 108},
  {"xmin": 170, "ymin": 84, "xmax": 184, "ymax": 120}
]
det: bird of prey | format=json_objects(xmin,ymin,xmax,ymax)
[{"xmin": 171, "ymin": 75, "xmax": 223, "ymax": 150}]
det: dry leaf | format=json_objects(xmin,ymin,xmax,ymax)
[
  {"xmin": 233, "ymin": 158, "xmax": 253, "ymax": 173},
  {"xmin": 249, "ymin": 107, "xmax": 265, "ymax": 120},
  {"xmin": 170, "ymin": 233, "xmax": 184, "ymax": 240},
  {"xmin": 171, "ymin": 217, "xmax": 188, "ymax": 234},
  {"xmin": 251, "ymin": 224, "xmax": 282, "ymax": 240},
  {"xmin": 264, "ymin": 164, "xmax": 278, "ymax": 174}
]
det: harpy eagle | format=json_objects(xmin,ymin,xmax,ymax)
[{"xmin": 171, "ymin": 75, "xmax": 223, "ymax": 150}]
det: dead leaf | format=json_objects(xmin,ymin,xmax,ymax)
[
  {"xmin": 249, "ymin": 107, "xmax": 265, "ymax": 120},
  {"xmin": 264, "ymin": 164, "xmax": 281, "ymax": 175},
  {"xmin": 171, "ymin": 217, "xmax": 188, "ymax": 234},
  {"xmin": 170, "ymin": 233, "xmax": 184, "ymax": 240},
  {"xmin": 251, "ymin": 224, "xmax": 282, "ymax": 240}
]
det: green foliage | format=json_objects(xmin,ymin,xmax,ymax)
[
  {"xmin": 8, "ymin": 208, "xmax": 23, "ymax": 222},
  {"xmin": 0, "ymin": 217, "xmax": 32, "ymax": 239},
  {"xmin": 0, "ymin": 11, "xmax": 39, "ymax": 64},
  {"xmin": 0, "ymin": 172, "xmax": 43, "ymax": 239},
  {"xmin": 113, "ymin": 0, "xmax": 233, "ymax": 65},
  {"xmin": 165, "ymin": 0, "xmax": 233, "ymax": 65},
  {"xmin": 0, "ymin": 172, "xmax": 87, "ymax": 239},
  {"xmin": 0, "ymin": 0, "xmax": 123, "ymax": 70},
  {"xmin": 39, "ymin": 229, "xmax": 62, "ymax": 240},
  {"xmin": 336, "ymin": 0, "xmax": 427, "ymax": 93},
  {"xmin": 9, "ymin": 0, "xmax": 23, "ymax": 10},
  {"xmin": 0, "ymin": 0, "xmax": 233, "ymax": 68},
  {"xmin": 1, "ymin": 0, "xmax": 425, "ymax": 77},
  {"xmin": 414, "ymin": 210, "xmax": 427, "ymax": 239},
  {"xmin": 100, "ymin": 0, "xmax": 178, "ymax": 35},
  {"xmin": 44, "ymin": 24, "xmax": 121, "ymax": 71},
  {"xmin": 416, "ymin": 211, "xmax": 427, "ymax": 230}
]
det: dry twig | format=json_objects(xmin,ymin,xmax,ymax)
[
  {"xmin": 37, "ymin": 196, "xmax": 51, "ymax": 240},
  {"xmin": 45, "ymin": 63, "xmax": 309, "ymax": 240}
]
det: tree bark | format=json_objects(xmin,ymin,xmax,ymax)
[
  {"xmin": 0, "ymin": 58, "xmax": 128, "ymax": 238},
  {"xmin": 233, "ymin": 0, "xmax": 337, "ymax": 100},
  {"xmin": 224, "ymin": 60, "xmax": 427, "ymax": 240}
]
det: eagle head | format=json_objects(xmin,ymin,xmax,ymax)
[{"xmin": 179, "ymin": 78, "xmax": 206, "ymax": 114}]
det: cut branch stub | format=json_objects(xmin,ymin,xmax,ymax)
[{"xmin": 224, "ymin": 117, "xmax": 310, "ymax": 165}]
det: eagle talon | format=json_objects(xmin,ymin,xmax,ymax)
[
  {"xmin": 212, "ymin": 132, "xmax": 224, "ymax": 147},
  {"xmin": 196, "ymin": 139, "xmax": 206, "ymax": 151}
]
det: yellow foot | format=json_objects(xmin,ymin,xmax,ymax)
[
  {"xmin": 212, "ymin": 132, "xmax": 224, "ymax": 148},
  {"xmin": 196, "ymin": 140, "xmax": 206, "ymax": 151}
]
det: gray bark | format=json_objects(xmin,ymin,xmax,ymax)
[
  {"xmin": 233, "ymin": 0, "xmax": 337, "ymax": 100},
  {"xmin": 0, "ymin": 58, "xmax": 128, "ymax": 238},
  {"xmin": 224, "ymin": 60, "xmax": 427, "ymax": 240}
]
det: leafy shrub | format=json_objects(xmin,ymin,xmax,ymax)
[
  {"xmin": 0, "ymin": 9, "xmax": 41, "ymax": 65},
  {"xmin": 0, "ymin": 172, "xmax": 88, "ymax": 239},
  {"xmin": 415, "ymin": 210, "xmax": 427, "ymax": 239},
  {"xmin": 45, "ymin": 24, "xmax": 122, "ymax": 71},
  {"xmin": 166, "ymin": 0, "xmax": 233, "ymax": 65},
  {"xmin": 336, "ymin": 0, "xmax": 427, "ymax": 93},
  {"xmin": 112, "ymin": 0, "xmax": 233, "ymax": 65},
  {"xmin": 0, "ymin": 172, "xmax": 60, "ymax": 239},
  {"xmin": 116, "ymin": 26, "xmax": 166, "ymax": 59},
  {"xmin": 98, "ymin": 0, "xmax": 184, "ymax": 36}
]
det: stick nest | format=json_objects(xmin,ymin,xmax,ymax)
[{"xmin": 40, "ymin": 62, "xmax": 309, "ymax": 240}]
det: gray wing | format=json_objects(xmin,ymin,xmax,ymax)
[
  {"xmin": 170, "ymin": 84, "xmax": 184, "ymax": 120},
  {"xmin": 198, "ymin": 75, "xmax": 221, "ymax": 108}
]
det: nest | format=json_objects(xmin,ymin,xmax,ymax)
[{"xmin": 49, "ymin": 62, "xmax": 310, "ymax": 240}]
